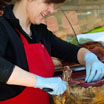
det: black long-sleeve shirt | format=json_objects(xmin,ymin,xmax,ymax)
[{"xmin": 0, "ymin": 4, "xmax": 81, "ymax": 101}]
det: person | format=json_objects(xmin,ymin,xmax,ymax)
[{"xmin": 0, "ymin": 0, "xmax": 104, "ymax": 104}]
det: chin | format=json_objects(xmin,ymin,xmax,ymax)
[{"xmin": 31, "ymin": 17, "xmax": 44, "ymax": 25}]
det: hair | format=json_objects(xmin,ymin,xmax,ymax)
[
  {"xmin": 0, "ymin": 0, "xmax": 66, "ymax": 10},
  {"xmin": 45, "ymin": 0, "xmax": 66, "ymax": 4},
  {"xmin": 0, "ymin": 0, "xmax": 13, "ymax": 10}
]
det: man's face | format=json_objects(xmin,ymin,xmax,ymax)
[{"xmin": 26, "ymin": 0, "xmax": 54, "ymax": 24}]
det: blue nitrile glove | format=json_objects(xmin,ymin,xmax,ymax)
[
  {"xmin": 34, "ymin": 75, "xmax": 67, "ymax": 95},
  {"xmin": 84, "ymin": 52, "xmax": 104, "ymax": 83}
]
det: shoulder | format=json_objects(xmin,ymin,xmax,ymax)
[
  {"xmin": 0, "ymin": 16, "xmax": 9, "ymax": 39},
  {"xmin": 0, "ymin": 16, "xmax": 9, "ymax": 29},
  {"xmin": 0, "ymin": 16, "xmax": 6, "ymax": 30},
  {"xmin": 0, "ymin": 16, "xmax": 7, "ymax": 24},
  {"xmin": 0, "ymin": 16, "xmax": 4, "ymax": 20},
  {"xmin": 0, "ymin": 17, "xmax": 9, "ymax": 53},
  {"xmin": 0, "ymin": 16, "xmax": 5, "ymax": 25}
]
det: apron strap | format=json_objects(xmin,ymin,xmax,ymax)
[{"xmin": 16, "ymin": 29, "xmax": 29, "ymax": 45}]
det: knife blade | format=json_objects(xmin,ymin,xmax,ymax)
[{"xmin": 72, "ymin": 66, "xmax": 86, "ymax": 72}]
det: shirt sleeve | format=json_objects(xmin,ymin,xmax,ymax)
[
  {"xmin": 44, "ymin": 27, "xmax": 82, "ymax": 63},
  {"xmin": 0, "ymin": 27, "xmax": 14, "ymax": 83}
]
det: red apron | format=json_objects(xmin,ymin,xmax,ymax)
[{"xmin": 0, "ymin": 31, "xmax": 54, "ymax": 104}]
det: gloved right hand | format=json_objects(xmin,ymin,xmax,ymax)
[
  {"xmin": 34, "ymin": 75, "xmax": 67, "ymax": 95},
  {"xmin": 84, "ymin": 52, "xmax": 104, "ymax": 83}
]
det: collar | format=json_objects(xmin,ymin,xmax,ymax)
[
  {"xmin": 3, "ymin": 4, "xmax": 35, "ymax": 42},
  {"xmin": 2, "ymin": 4, "xmax": 43, "ymax": 43},
  {"xmin": 3, "ymin": 4, "xmax": 20, "ymax": 29}
]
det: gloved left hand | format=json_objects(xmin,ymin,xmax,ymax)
[
  {"xmin": 34, "ymin": 75, "xmax": 67, "ymax": 95},
  {"xmin": 84, "ymin": 52, "xmax": 104, "ymax": 83}
]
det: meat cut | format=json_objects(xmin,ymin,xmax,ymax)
[
  {"xmin": 53, "ymin": 66, "xmax": 104, "ymax": 104},
  {"xmin": 53, "ymin": 41, "xmax": 104, "ymax": 104}
]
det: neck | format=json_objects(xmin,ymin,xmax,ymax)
[{"xmin": 13, "ymin": 1, "xmax": 31, "ymax": 36}]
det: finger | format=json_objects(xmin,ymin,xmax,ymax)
[
  {"xmin": 87, "ymin": 67, "xmax": 96, "ymax": 83},
  {"xmin": 63, "ymin": 81, "xmax": 67, "ymax": 86},
  {"xmin": 48, "ymin": 86, "xmax": 59, "ymax": 95},
  {"xmin": 92, "ymin": 68, "xmax": 101, "ymax": 81},
  {"xmin": 85, "ymin": 65, "xmax": 91, "ymax": 81},
  {"xmin": 56, "ymin": 87, "xmax": 61, "ymax": 95},
  {"xmin": 58, "ymin": 81, "xmax": 66, "ymax": 95},
  {"xmin": 62, "ymin": 81, "xmax": 67, "ymax": 91},
  {"xmin": 57, "ymin": 85, "xmax": 65, "ymax": 95},
  {"xmin": 99, "ymin": 67, "xmax": 104, "ymax": 80},
  {"xmin": 48, "ymin": 81, "xmax": 66, "ymax": 95},
  {"xmin": 59, "ymin": 87, "xmax": 64, "ymax": 95}
]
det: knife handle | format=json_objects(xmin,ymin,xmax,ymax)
[{"xmin": 42, "ymin": 88, "xmax": 53, "ymax": 92}]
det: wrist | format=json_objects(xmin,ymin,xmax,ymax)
[
  {"xmin": 84, "ymin": 52, "xmax": 98, "ymax": 62},
  {"xmin": 34, "ymin": 75, "xmax": 44, "ymax": 88}
]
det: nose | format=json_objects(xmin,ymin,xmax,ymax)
[{"xmin": 47, "ymin": 4, "xmax": 54, "ymax": 14}]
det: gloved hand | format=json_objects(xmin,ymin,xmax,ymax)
[
  {"xmin": 34, "ymin": 75, "xmax": 67, "ymax": 95},
  {"xmin": 84, "ymin": 52, "xmax": 104, "ymax": 83}
]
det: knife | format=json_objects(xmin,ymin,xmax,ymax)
[
  {"xmin": 72, "ymin": 66, "xmax": 86, "ymax": 72},
  {"xmin": 42, "ymin": 67, "xmax": 86, "ymax": 92},
  {"xmin": 42, "ymin": 88, "xmax": 53, "ymax": 92}
]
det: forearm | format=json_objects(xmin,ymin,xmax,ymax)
[
  {"xmin": 6, "ymin": 65, "xmax": 36, "ymax": 87},
  {"xmin": 77, "ymin": 48, "xmax": 90, "ymax": 65},
  {"xmin": 6, "ymin": 66, "xmax": 67, "ymax": 95}
]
